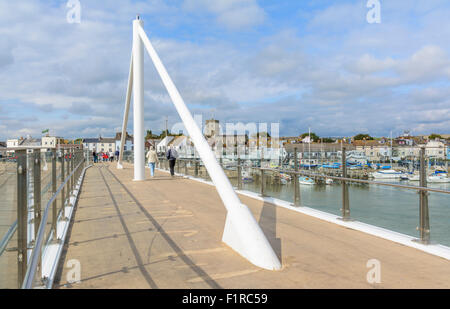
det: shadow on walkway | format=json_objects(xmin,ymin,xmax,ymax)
[
  {"xmin": 258, "ymin": 201, "xmax": 282, "ymax": 264},
  {"xmin": 104, "ymin": 166, "xmax": 222, "ymax": 289}
]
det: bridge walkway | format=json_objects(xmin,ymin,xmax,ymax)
[{"xmin": 54, "ymin": 162, "xmax": 450, "ymax": 288}]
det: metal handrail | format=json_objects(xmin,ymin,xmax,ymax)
[
  {"xmin": 21, "ymin": 159, "xmax": 84, "ymax": 289},
  {"xmin": 257, "ymin": 167, "xmax": 450, "ymax": 195},
  {"xmin": 168, "ymin": 158, "xmax": 449, "ymax": 194}
]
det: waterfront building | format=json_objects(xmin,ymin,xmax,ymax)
[
  {"xmin": 425, "ymin": 140, "xmax": 446, "ymax": 159},
  {"xmin": 168, "ymin": 135, "xmax": 192, "ymax": 157},
  {"xmin": 204, "ymin": 119, "xmax": 220, "ymax": 138},
  {"xmin": 284, "ymin": 143, "xmax": 350, "ymax": 161},
  {"xmin": 97, "ymin": 137, "xmax": 115, "ymax": 153},
  {"xmin": 7, "ymin": 136, "xmax": 42, "ymax": 153},
  {"xmin": 145, "ymin": 139, "xmax": 161, "ymax": 151},
  {"xmin": 6, "ymin": 138, "xmax": 23, "ymax": 153},
  {"xmin": 0, "ymin": 141, "xmax": 6, "ymax": 157},
  {"xmin": 115, "ymin": 132, "xmax": 134, "ymax": 152},
  {"xmin": 82, "ymin": 138, "xmax": 99, "ymax": 152},
  {"xmin": 157, "ymin": 136, "xmax": 174, "ymax": 154},
  {"xmin": 42, "ymin": 136, "xmax": 64, "ymax": 151},
  {"xmin": 280, "ymin": 137, "xmax": 301, "ymax": 145}
]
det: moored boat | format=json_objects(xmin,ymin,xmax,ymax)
[
  {"xmin": 299, "ymin": 176, "xmax": 315, "ymax": 185},
  {"xmin": 370, "ymin": 169, "xmax": 404, "ymax": 179}
]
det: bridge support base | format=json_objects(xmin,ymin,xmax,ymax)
[{"xmin": 222, "ymin": 204, "xmax": 281, "ymax": 271}]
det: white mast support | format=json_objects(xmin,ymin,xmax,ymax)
[
  {"xmin": 117, "ymin": 52, "xmax": 134, "ymax": 169},
  {"xmin": 138, "ymin": 25, "xmax": 281, "ymax": 270},
  {"xmin": 133, "ymin": 18, "xmax": 145, "ymax": 181}
]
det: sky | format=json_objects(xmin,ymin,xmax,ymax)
[{"xmin": 0, "ymin": 0, "xmax": 449, "ymax": 140}]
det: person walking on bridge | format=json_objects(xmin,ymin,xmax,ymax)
[
  {"xmin": 146, "ymin": 146, "xmax": 158, "ymax": 177},
  {"xmin": 166, "ymin": 145, "xmax": 178, "ymax": 177},
  {"xmin": 93, "ymin": 150, "xmax": 98, "ymax": 163}
]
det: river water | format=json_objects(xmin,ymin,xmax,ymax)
[{"xmin": 240, "ymin": 178, "xmax": 450, "ymax": 247}]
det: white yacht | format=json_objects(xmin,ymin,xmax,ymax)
[
  {"xmin": 407, "ymin": 173, "xmax": 420, "ymax": 181},
  {"xmin": 370, "ymin": 169, "xmax": 404, "ymax": 179},
  {"xmin": 427, "ymin": 172, "xmax": 450, "ymax": 183}
]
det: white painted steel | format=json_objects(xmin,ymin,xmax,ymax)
[
  {"xmin": 132, "ymin": 19, "xmax": 145, "ymax": 181},
  {"xmin": 137, "ymin": 24, "xmax": 281, "ymax": 270},
  {"xmin": 117, "ymin": 52, "xmax": 133, "ymax": 169}
]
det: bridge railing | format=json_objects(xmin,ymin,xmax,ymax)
[
  {"xmin": 155, "ymin": 147, "xmax": 449, "ymax": 247},
  {"xmin": 0, "ymin": 148, "xmax": 91, "ymax": 289}
]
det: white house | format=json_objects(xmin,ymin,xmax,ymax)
[
  {"xmin": 42, "ymin": 136, "xmax": 64, "ymax": 151},
  {"xmin": 157, "ymin": 136, "xmax": 174, "ymax": 154},
  {"xmin": 115, "ymin": 132, "xmax": 133, "ymax": 153},
  {"xmin": 97, "ymin": 138, "xmax": 115, "ymax": 153},
  {"xmin": 83, "ymin": 138, "xmax": 99, "ymax": 152},
  {"xmin": 6, "ymin": 139, "xmax": 19, "ymax": 148},
  {"xmin": 425, "ymin": 140, "xmax": 446, "ymax": 159}
]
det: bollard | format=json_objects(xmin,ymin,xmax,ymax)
[
  {"xmin": 340, "ymin": 147, "xmax": 351, "ymax": 221},
  {"xmin": 418, "ymin": 147, "xmax": 430, "ymax": 244},
  {"xmin": 293, "ymin": 147, "xmax": 300, "ymax": 206},
  {"xmin": 237, "ymin": 157, "xmax": 242, "ymax": 190},
  {"xmin": 16, "ymin": 150, "xmax": 28, "ymax": 288}
]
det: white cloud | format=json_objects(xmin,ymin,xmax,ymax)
[
  {"xmin": 1, "ymin": 0, "xmax": 450, "ymax": 140},
  {"xmin": 182, "ymin": 0, "xmax": 265, "ymax": 30}
]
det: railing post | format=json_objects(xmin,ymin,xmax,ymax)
[
  {"xmin": 33, "ymin": 149, "xmax": 43, "ymax": 283},
  {"xmin": 260, "ymin": 168, "xmax": 266, "ymax": 197},
  {"xmin": 60, "ymin": 149, "xmax": 66, "ymax": 220},
  {"xmin": 66, "ymin": 149, "xmax": 70, "ymax": 205},
  {"xmin": 340, "ymin": 147, "xmax": 351, "ymax": 221},
  {"xmin": 33, "ymin": 150, "xmax": 41, "ymax": 239},
  {"xmin": 51, "ymin": 149, "xmax": 57, "ymax": 238},
  {"xmin": 195, "ymin": 160, "xmax": 199, "ymax": 177},
  {"xmin": 418, "ymin": 147, "xmax": 430, "ymax": 244},
  {"xmin": 16, "ymin": 150, "xmax": 28, "ymax": 288},
  {"xmin": 184, "ymin": 159, "xmax": 188, "ymax": 175},
  {"xmin": 237, "ymin": 157, "xmax": 242, "ymax": 190},
  {"xmin": 67, "ymin": 149, "xmax": 71, "ymax": 199},
  {"xmin": 70, "ymin": 148, "xmax": 74, "ymax": 199},
  {"xmin": 293, "ymin": 147, "xmax": 300, "ymax": 206}
]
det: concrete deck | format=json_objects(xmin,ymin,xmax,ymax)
[{"xmin": 55, "ymin": 162, "xmax": 450, "ymax": 289}]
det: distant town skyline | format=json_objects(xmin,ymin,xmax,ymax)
[{"xmin": 1, "ymin": 1, "xmax": 449, "ymax": 140}]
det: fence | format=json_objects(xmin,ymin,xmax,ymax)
[
  {"xmin": 0, "ymin": 148, "xmax": 90, "ymax": 288},
  {"xmin": 153, "ymin": 147, "xmax": 449, "ymax": 246}
]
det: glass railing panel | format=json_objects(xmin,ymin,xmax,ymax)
[{"xmin": 0, "ymin": 153, "xmax": 20, "ymax": 288}]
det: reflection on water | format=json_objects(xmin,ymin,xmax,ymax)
[{"xmin": 242, "ymin": 178, "xmax": 450, "ymax": 247}]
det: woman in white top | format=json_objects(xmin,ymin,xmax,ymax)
[{"xmin": 146, "ymin": 146, "xmax": 159, "ymax": 177}]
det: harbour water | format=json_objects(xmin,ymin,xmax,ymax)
[{"xmin": 241, "ymin": 178, "xmax": 450, "ymax": 247}]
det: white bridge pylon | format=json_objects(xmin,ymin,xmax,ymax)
[{"xmin": 117, "ymin": 16, "xmax": 281, "ymax": 271}]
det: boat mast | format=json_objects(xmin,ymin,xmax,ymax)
[
  {"xmin": 390, "ymin": 130, "xmax": 393, "ymax": 167},
  {"xmin": 309, "ymin": 127, "xmax": 311, "ymax": 170}
]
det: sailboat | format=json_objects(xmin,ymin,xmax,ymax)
[{"xmin": 299, "ymin": 128, "xmax": 316, "ymax": 185}]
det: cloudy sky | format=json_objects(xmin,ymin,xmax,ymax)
[{"xmin": 0, "ymin": 0, "xmax": 449, "ymax": 140}]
